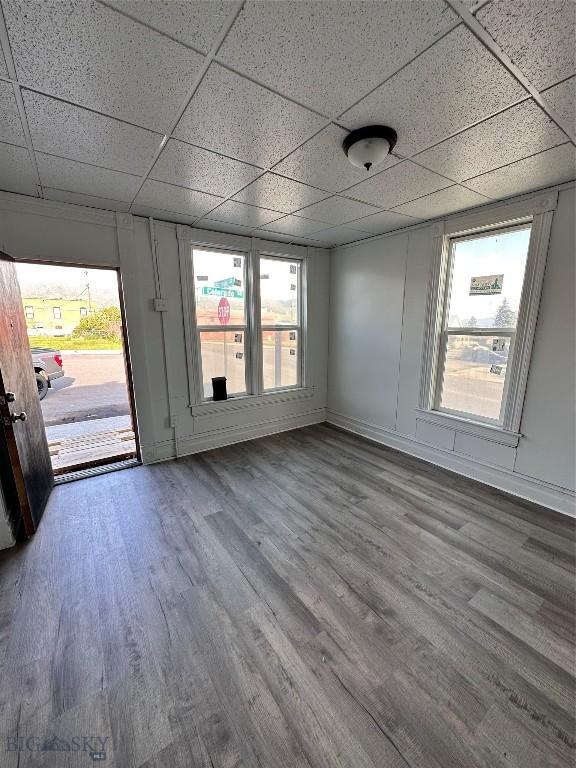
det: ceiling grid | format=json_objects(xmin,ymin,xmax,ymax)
[{"xmin": 0, "ymin": 0, "xmax": 573, "ymax": 248}]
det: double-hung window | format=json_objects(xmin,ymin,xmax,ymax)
[
  {"xmin": 260, "ymin": 256, "xmax": 302, "ymax": 391},
  {"xmin": 185, "ymin": 235, "xmax": 307, "ymax": 403},
  {"xmin": 192, "ymin": 248, "xmax": 249, "ymax": 399},
  {"xmin": 420, "ymin": 194, "xmax": 556, "ymax": 438},
  {"xmin": 435, "ymin": 224, "xmax": 530, "ymax": 424}
]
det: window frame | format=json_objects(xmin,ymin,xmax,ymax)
[
  {"xmin": 259, "ymin": 252, "xmax": 304, "ymax": 393},
  {"xmin": 192, "ymin": 245, "xmax": 251, "ymax": 400},
  {"xmin": 178, "ymin": 228, "xmax": 310, "ymax": 410},
  {"xmin": 52, "ymin": 305, "xmax": 62, "ymax": 319},
  {"xmin": 419, "ymin": 192, "xmax": 556, "ymax": 443}
]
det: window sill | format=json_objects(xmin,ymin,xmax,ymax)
[
  {"xmin": 190, "ymin": 386, "xmax": 315, "ymax": 416},
  {"xmin": 415, "ymin": 409, "xmax": 521, "ymax": 447}
]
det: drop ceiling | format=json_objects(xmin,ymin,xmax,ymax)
[{"xmin": 0, "ymin": 0, "xmax": 574, "ymax": 248}]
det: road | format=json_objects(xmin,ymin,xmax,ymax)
[
  {"xmin": 41, "ymin": 352, "xmax": 131, "ymax": 427},
  {"xmin": 39, "ymin": 349, "xmax": 504, "ymax": 428}
]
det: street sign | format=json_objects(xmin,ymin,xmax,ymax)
[
  {"xmin": 218, "ymin": 297, "xmax": 230, "ymax": 325},
  {"xmin": 214, "ymin": 277, "xmax": 241, "ymax": 288},
  {"xmin": 201, "ymin": 287, "xmax": 243, "ymax": 299}
]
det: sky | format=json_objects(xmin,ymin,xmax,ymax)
[
  {"xmin": 15, "ymin": 262, "xmax": 120, "ymax": 306},
  {"xmin": 448, "ymin": 226, "xmax": 531, "ymax": 327}
]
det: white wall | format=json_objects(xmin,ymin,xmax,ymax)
[
  {"xmin": 328, "ymin": 185, "xmax": 576, "ymax": 516},
  {"xmin": 0, "ymin": 192, "xmax": 329, "ymax": 475}
]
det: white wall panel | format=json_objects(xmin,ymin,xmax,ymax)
[
  {"xmin": 453, "ymin": 432, "xmax": 516, "ymax": 471},
  {"xmin": 415, "ymin": 419, "xmax": 455, "ymax": 451},
  {"xmin": 514, "ymin": 187, "xmax": 576, "ymax": 490},
  {"xmin": 328, "ymin": 233, "xmax": 407, "ymax": 430},
  {"xmin": 396, "ymin": 226, "xmax": 431, "ymax": 438}
]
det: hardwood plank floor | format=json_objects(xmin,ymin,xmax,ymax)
[{"xmin": 0, "ymin": 423, "xmax": 574, "ymax": 767}]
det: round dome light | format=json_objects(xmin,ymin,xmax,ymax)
[{"xmin": 342, "ymin": 125, "xmax": 397, "ymax": 171}]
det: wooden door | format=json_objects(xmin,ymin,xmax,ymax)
[{"xmin": 0, "ymin": 252, "xmax": 53, "ymax": 537}]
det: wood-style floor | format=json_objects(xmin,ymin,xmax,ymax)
[{"xmin": 0, "ymin": 424, "xmax": 574, "ymax": 767}]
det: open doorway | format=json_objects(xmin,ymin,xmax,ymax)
[{"xmin": 14, "ymin": 261, "xmax": 138, "ymax": 476}]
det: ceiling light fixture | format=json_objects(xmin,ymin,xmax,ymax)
[{"xmin": 342, "ymin": 125, "xmax": 397, "ymax": 172}]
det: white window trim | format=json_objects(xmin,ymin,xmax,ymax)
[
  {"xmin": 177, "ymin": 226, "xmax": 311, "ymax": 412},
  {"xmin": 419, "ymin": 191, "xmax": 557, "ymax": 445}
]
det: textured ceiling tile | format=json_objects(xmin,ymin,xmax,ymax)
[
  {"xmin": 3, "ymin": 0, "xmax": 205, "ymax": 132},
  {"xmin": 36, "ymin": 153, "xmax": 141, "ymax": 202},
  {"xmin": 207, "ymin": 200, "xmax": 281, "ymax": 228},
  {"xmin": 259, "ymin": 214, "xmax": 326, "ymax": 237},
  {"xmin": 393, "ymin": 185, "xmax": 488, "ymax": 219},
  {"xmin": 340, "ymin": 25, "xmax": 526, "ymax": 156},
  {"xmin": 289, "ymin": 235, "xmax": 327, "ymax": 247},
  {"xmin": 150, "ymin": 139, "xmax": 262, "ymax": 198},
  {"xmin": 174, "ymin": 63, "xmax": 325, "ymax": 167},
  {"xmin": 232, "ymin": 173, "xmax": 329, "ymax": 213},
  {"xmin": 195, "ymin": 219, "xmax": 255, "ymax": 237},
  {"xmin": 134, "ymin": 179, "xmax": 223, "ymax": 218},
  {"xmin": 476, "ymin": 0, "xmax": 576, "ymax": 90},
  {"xmin": 415, "ymin": 100, "xmax": 568, "ymax": 182},
  {"xmin": 351, "ymin": 209, "xmax": 422, "ymax": 235},
  {"xmin": 255, "ymin": 230, "xmax": 294, "ymax": 244},
  {"xmin": 23, "ymin": 91, "xmax": 162, "ymax": 175},
  {"xmin": 43, "ymin": 188, "xmax": 130, "ymax": 212},
  {"xmin": 107, "ymin": 0, "xmax": 233, "ymax": 53},
  {"xmin": 308, "ymin": 225, "xmax": 372, "ymax": 247},
  {"xmin": 131, "ymin": 204, "xmax": 200, "ymax": 226},
  {"xmin": 0, "ymin": 80, "xmax": 25, "ymax": 146},
  {"xmin": 0, "ymin": 142, "xmax": 38, "ymax": 195},
  {"xmin": 272, "ymin": 124, "xmax": 399, "ymax": 192},
  {"xmin": 542, "ymin": 76, "xmax": 576, "ymax": 132},
  {"xmin": 218, "ymin": 0, "xmax": 457, "ymax": 115},
  {"xmin": 464, "ymin": 143, "xmax": 576, "ymax": 199},
  {"xmin": 344, "ymin": 160, "xmax": 452, "ymax": 208},
  {"xmin": 0, "ymin": 46, "xmax": 8, "ymax": 77},
  {"xmin": 295, "ymin": 195, "xmax": 382, "ymax": 225}
]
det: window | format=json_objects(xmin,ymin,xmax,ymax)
[
  {"xmin": 436, "ymin": 225, "xmax": 530, "ymax": 424},
  {"xmin": 24, "ymin": 305, "xmax": 34, "ymax": 319},
  {"xmin": 420, "ymin": 193, "xmax": 556, "ymax": 438},
  {"xmin": 53, "ymin": 306, "xmax": 61, "ymax": 319},
  {"xmin": 260, "ymin": 257, "xmax": 301, "ymax": 390},
  {"xmin": 185, "ymin": 236, "xmax": 307, "ymax": 404},
  {"xmin": 80, "ymin": 307, "xmax": 88, "ymax": 317},
  {"xmin": 192, "ymin": 248, "xmax": 247, "ymax": 398}
]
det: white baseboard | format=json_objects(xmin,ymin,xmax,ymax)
[
  {"xmin": 141, "ymin": 408, "xmax": 326, "ymax": 464},
  {"xmin": 326, "ymin": 410, "xmax": 575, "ymax": 518}
]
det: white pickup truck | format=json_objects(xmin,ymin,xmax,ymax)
[{"xmin": 31, "ymin": 348, "xmax": 64, "ymax": 400}]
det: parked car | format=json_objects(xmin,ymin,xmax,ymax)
[{"xmin": 31, "ymin": 348, "xmax": 64, "ymax": 400}]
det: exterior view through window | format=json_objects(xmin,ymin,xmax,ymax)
[
  {"xmin": 191, "ymin": 247, "xmax": 304, "ymax": 399},
  {"xmin": 193, "ymin": 249, "xmax": 247, "ymax": 399},
  {"xmin": 260, "ymin": 256, "xmax": 300, "ymax": 390},
  {"xmin": 14, "ymin": 262, "xmax": 137, "ymax": 474},
  {"xmin": 436, "ymin": 225, "xmax": 531, "ymax": 424}
]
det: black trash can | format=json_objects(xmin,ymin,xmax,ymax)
[{"xmin": 212, "ymin": 376, "xmax": 227, "ymax": 401}]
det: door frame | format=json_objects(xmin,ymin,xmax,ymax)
[{"xmin": 13, "ymin": 258, "xmax": 141, "ymax": 476}]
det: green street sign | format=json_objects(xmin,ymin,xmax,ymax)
[
  {"xmin": 201, "ymin": 287, "xmax": 244, "ymax": 298},
  {"xmin": 214, "ymin": 277, "xmax": 241, "ymax": 288}
]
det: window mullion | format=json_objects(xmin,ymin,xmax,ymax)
[{"xmin": 249, "ymin": 240, "xmax": 263, "ymax": 395}]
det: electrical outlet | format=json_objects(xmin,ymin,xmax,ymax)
[
  {"xmin": 154, "ymin": 298, "xmax": 168, "ymax": 312},
  {"xmin": 169, "ymin": 415, "xmax": 177, "ymax": 428}
]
